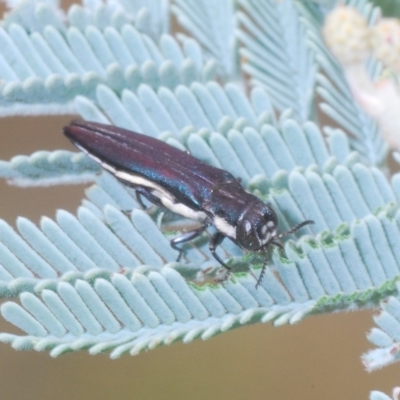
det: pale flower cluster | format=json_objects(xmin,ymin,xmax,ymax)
[{"xmin": 323, "ymin": 6, "xmax": 400, "ymax": 151}]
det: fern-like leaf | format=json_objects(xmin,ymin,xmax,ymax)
[{"xmin": 1, "ymin": 1, "xmax": 400, "ymax": 396}]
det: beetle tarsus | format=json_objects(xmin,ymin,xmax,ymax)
[
  {"xmin": 215, "ymin": 266, "xmax": 231, "ymax": 284},
  {"xmin": 121, "ymin": 209, "xmax": 132, "ymax": 218}
]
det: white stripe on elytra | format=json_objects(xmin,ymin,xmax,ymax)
[
  {"xmin": 75, "ymin": 143, "xmax": 103, "ymax": 165},
  {"xmin": 81, "ymin": 149, "xmax": 208, "ymax": 222},
  {"xmin": 117, "ymin": 171, "xmax": 209, "ymax": 221},
  {"xmin": 115, "ymin": 170, "xmax": 172, "ymax": 199},
  {"xmin": 160, "ymin": 196, "xmax": 207, "ymax": 221},
  {"xmin": 75, "ymin": 144, "xmax": 117, "ymax": 174}
]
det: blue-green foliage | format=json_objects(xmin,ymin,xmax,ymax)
[
  {"xmin": 369, "ymin": 391, "xmax": 396, "ymax": 400},
  {"xmin": 0, "ymin": 0, "xmax": 398, "ymax": 386},
  {"xmin": 237, "ymin": 0, "xmax": 320, "ymax": 120}
]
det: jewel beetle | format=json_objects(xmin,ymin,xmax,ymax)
[{"xmin": 64, "ymin": 121, "xmax": 314, "ymax": 287}]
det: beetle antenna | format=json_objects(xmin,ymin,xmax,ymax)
[
  {"xmin": 255, "ymin": 241, "xmax": 284, "ymax": 288},
  {"xmin": 277, "ymin": 220, "xmax": 314, "ymax": 239},
  {"xmin": 255, "ymin": 255, "xmax": 269, "ymax": 289}
]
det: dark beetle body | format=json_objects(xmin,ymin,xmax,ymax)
[{"xmin": 64, "ymin": 121, "xmax": 313, "ymax": 286}]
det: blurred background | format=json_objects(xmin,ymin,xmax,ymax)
[{"xmin": 0, "ymin": 101, "xmax": 398, "ymax": 400}]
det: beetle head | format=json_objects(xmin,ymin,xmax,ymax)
[{"xmin": 236, "ymin": 204, "xmax": 278, "ymax": 251}]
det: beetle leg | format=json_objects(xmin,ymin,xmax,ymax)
[
  {"xmin": 170, "ymin": 225, "xmax": 208, "ymax": 261},
  {"xmin": 135, "ymin": 187, "xmax": 163, "ymax": 209},
  {"xmin": 209, "ymin": 232, "xmax": 231, "ymax": 271}
]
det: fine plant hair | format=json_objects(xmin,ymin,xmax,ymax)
[{"xmin": 0, "ymin": 1, "xmax": 398, "ymax": 399}]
